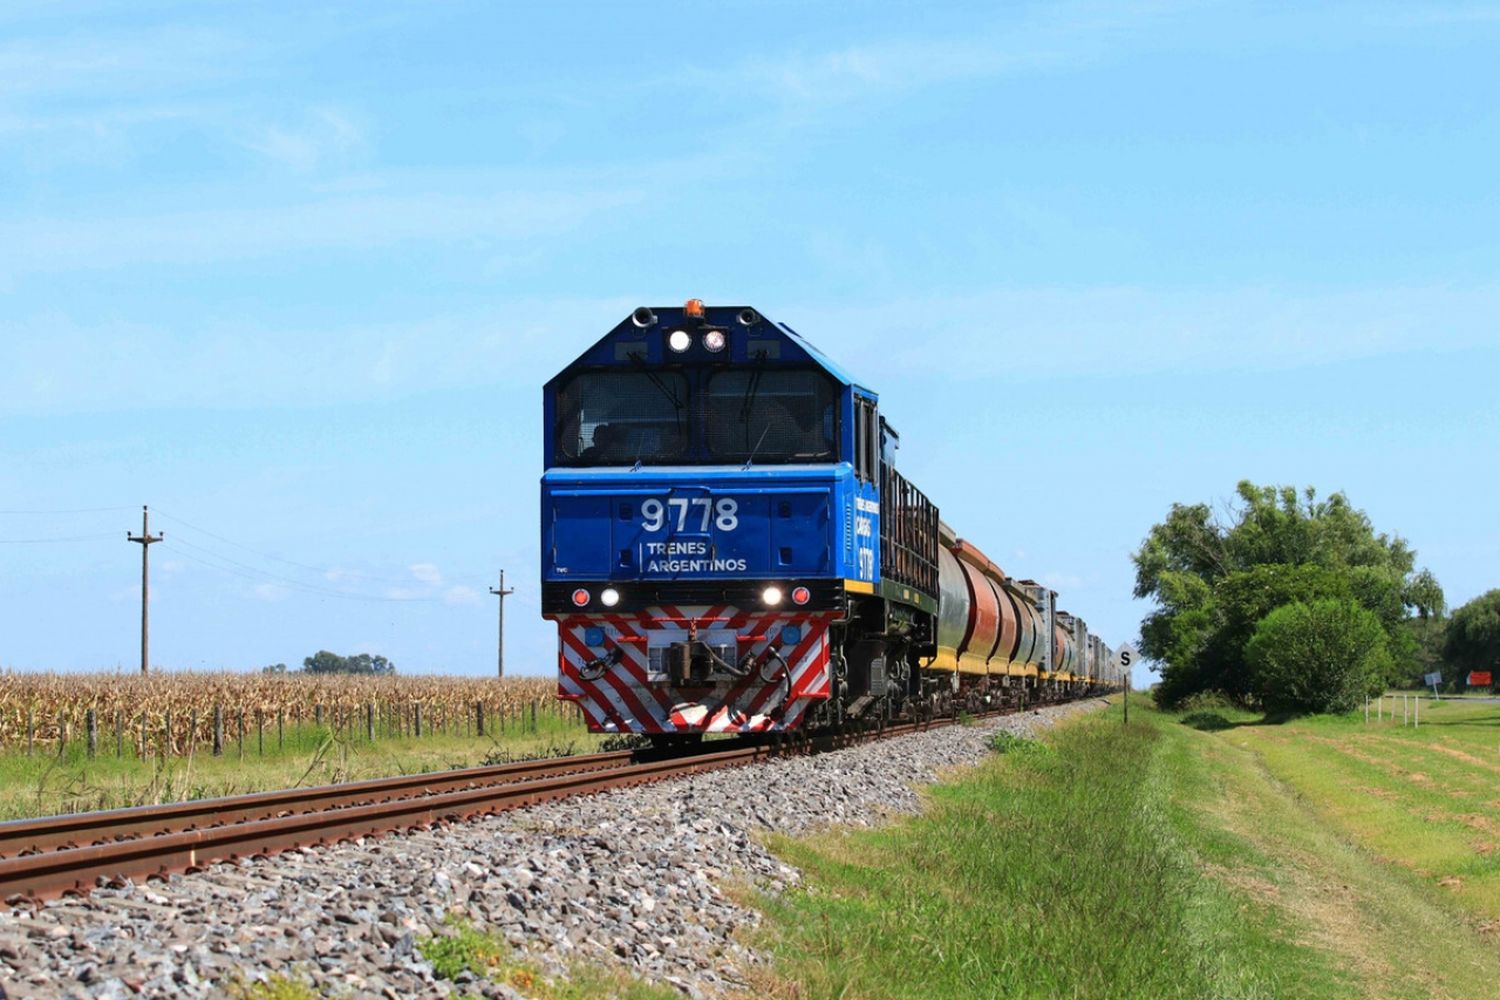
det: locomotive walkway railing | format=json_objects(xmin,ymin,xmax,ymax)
[{"xmin": 880, "ymin": 466, "xmax": 939, "ymax": 598}]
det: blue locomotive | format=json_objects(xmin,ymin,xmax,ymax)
[{"xmin": 540, "ymin": 300, "xmax": 1117, "ymax": 735}]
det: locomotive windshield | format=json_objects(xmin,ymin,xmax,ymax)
[
  {"xmin": 554, "ymin": 366, "xmax": 837, "ymax": 466},
  {"xmin": 555, "ymin": 371, "xmax": 689, "ymax": 464},
  {"xmin": 704, "ymin": 369, "xmax": 836, "ymax": 461}
]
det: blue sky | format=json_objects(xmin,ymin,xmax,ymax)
[{"xmin": 2, "ymin": 1, "xmax": 1497, "ymax": 680}]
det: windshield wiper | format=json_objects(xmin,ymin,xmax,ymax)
[
  {"xmin": 626, "ymin": 350, "xmax": 686, "ymax": 437},
  {"xmin": 738, "ymin": 354, "xmax": 767, "ymax": 451}
]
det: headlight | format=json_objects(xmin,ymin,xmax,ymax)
[
  {"xmin": 761, "ymin": 586, "xmax": 783, "ymax": 606},
  {"xmin": 601, "ymin": 587, "xmax": 620, "ymax": 607},
  {"xmin": 703, "ymin": 330, "xmax": 726, "ymax": 352},
  {"xmin": 667, "ymin": 329, "xmax": 692, "ymax": 352}
]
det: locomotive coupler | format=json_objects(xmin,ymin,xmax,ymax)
[{"xmin": 666, "ymin": 640, "xmax": 737, "ymax": 686}]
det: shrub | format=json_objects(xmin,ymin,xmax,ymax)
[
  {"xmin": 989, "ymin": 730, "xmax": 1053, "ymax": 759},
  {"xmin": 1245, "ymin": 599, "xmax": 1391, "ymax": 714},
  {"xmin": 1177, "ymin": 690, "xmax": 1237, "ymax": 713}
]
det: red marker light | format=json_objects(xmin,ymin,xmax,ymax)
[
  {"xmin": 683, "ymin": 298, "xmax": 705, "ymax": 319},
  {"xmin": 792, "ymin": 586, "xmax": 811, "ymax": 605},
  {"xmin": 571, "ymin": 588, "xmax": 590, "ymax": 607}
]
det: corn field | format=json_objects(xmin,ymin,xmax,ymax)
[{"xmin": 0, "ymin": 671, "xmax": 571, "ymax": 758}]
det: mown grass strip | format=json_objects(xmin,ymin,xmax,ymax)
[{"xmin": 753, "ymin": 709, "xmax": 1346, "ymax": 999}]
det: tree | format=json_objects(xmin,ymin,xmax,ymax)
[
  {"xmin": 1134, "ymin": 481, "xmax": 1440, "ymax": 708},
  {"xmin": 1443, "ymin": 590, "xmax": 1500, "ymax": 676},
  {"xmin": 261, "ymin": 662, "xmax": 289, "ymax": 674},
  {"xmin": 1246, "ymin": 599, "xmax": 1392, "ymax": 714},
  {"xmin": 301, "ymin": 650, "xmax": 396, "ymax": 675}
]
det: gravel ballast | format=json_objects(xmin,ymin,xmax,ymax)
[{"xmin": 0, "ymin": 699, "xmax": 1108, "ymax": 999}]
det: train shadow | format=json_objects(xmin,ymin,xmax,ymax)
[{"xmin": 1178, "ymin": 710, "xmax": 1296, "ymax": 731}]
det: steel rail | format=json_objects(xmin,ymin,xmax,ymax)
[
  {"xmin": 0, "ymin": 707, "xmax": 1007, "ymax": 903},
  {"xmin": 0, "ymin": 749, "xmax": 642, "ymax": 859}
]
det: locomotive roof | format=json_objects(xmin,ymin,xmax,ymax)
[{"xmin": 544, "ymin": 302, "xmax": 873, "ymax": 395}]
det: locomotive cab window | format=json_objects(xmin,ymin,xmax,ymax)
[
  {"xmin": 705, "ymin": 369, "xmax": 837, "ymax": 463},
  {"xmin": 556, "ymin": 371, "xmax": 689, "ymax": 465}
]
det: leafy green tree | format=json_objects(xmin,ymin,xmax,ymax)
[
  {"xmin": 261, "ymin": 662, "xmax": 289, "ymax": 674},
  {"xmin": 1401, "ymin": 614, "xmax": 1449, "ymax": 688},
  {"xmin": 1443, "ymin": 590, "xmax": 1500, "ymax": 676},
  {"xmin": 1135, "ymin": 481, "xmax": 1439, "ymax": 707},
  {"xmin": 301, "ymin": 650, "xmax": 396, "ymax": 675},
  {"xmin": 1246, "ymin": 599, "xmax": 1392, "ymax": 714}
]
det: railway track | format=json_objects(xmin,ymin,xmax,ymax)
[{"xmin": 0, "ymin": 712, "xmax": 979, "ymax": 903}]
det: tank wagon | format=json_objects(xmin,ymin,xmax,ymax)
[{"xmin": 541, "ymin": 300, "xmax": 1120, "ymax": 736}]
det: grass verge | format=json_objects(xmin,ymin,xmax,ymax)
[{"xmin": 753, "ymin": 702, "xmax": 1500, "ymax": 999}]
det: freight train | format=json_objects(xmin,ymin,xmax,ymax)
[{"xmin": 540, "ymin": 300, "xmax": 1120, "ymax": 736}]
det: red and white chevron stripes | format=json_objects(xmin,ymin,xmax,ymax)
[{"xmin": 551, "ymin": 604, "xmax": 837, "ymax": 733}]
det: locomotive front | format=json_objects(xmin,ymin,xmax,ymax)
[{"xmin": 540, "ymin": 301, "xmax": 877, "ymax": 735}]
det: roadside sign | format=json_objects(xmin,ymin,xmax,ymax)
[
  {"xmin": 1424, "ymin": 671, "xmax": 1442, "ymax": 688},
  {"xmin": 1114, "ymin": 643, "xmax": 1138, "ymax": 672},
  {"xmin": 1469, "ymin": 671, "xmax": 1493, "ymax": 688}
]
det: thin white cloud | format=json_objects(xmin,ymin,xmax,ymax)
[
  {"xmin": 241, "ymin": 107, "xmax": 368, "ymax": 172},
  {"xmin": 0, "ymin": 296, "xmax": 634, "ymax": 415},
  {"xmin": 0, "ymin": 185, "xmax": 639, "ymax": 279},
  {"xmin": 0, "ymin": 25, "xmax": 243, "ymax": 100},
  {"xmin": 444, "ymin": 585, "xmax": 482, "ymax": 606},
  {"xmin": 409, "ymin": 563, "xmax": 443, "ymax": 586},
  {"xmin": 252, "ymin": 583, "xmax": 288, "ymax": 602},
  {"xmin": 787, "ymin": 282, "xmax": 1500, "ymax": 383},
  {"xmin": 2, "ymin": 282, "xmax": 1492, "ymax": 419},
  {"xmin": 684, "ymin": 1, "xmax": 1192, "ymax": 110}
]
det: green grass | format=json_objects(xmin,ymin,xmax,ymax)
[
  {"xmin": 1218, "ymin": 693, "xmax": 1500, "ymax": 926},
  {"xmin": 225, "ymin": 973, "xmax": 320, "ymax": 1000},
  {"xmin": 0, "ymin": 714, "xmax": 606, "ymax": 820},
  {"xmin": 418, "ymin": 916, "xmax": 679, "ymax": 1000},
  {"xmin": 753, "ymin": 701, "xmax": 1500, "ymax": 999}
]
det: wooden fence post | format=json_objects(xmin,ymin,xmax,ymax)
[
  {"xmin": 415, "ymin": 703, "xmax": 423, "ymax": 738},
  {"xmin": 57, "ymin": 709, "xmax": 66, "ymax": 758},
  {"xmin": 26, "ymin": 707, "xmax": 34, "ymax": 757},
  {"xmin": 86, "ymin": 709, "xmax": 97, "ymax": 758},
  {"xmin": 212, "ymin": 704, "xmax": 224, "ymax": 756},
  {"xmin": 278, "ymin": 709, "xmax": 285, "ymax": 751},
  {"xmin": 366, "ymin": 703, "xmax": 375, "ymax": 742},
  {"xmin": 238, "ymin": 707, "xmax": 246, "ymax": 760},
  {"xmin": 475, "ymin": 701, "xmax": 485, "ymax": 738},
  {"xmin": 164, "ymin": 709, "xmax": 173, "ymax": 758},
  {"xmin": 531, "ymin": 700, "xmax": 538, "ymax": 733}
]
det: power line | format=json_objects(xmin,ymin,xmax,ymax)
[
  {"xmin": 0, "ymin": 533, "xmax": 120, "ymax": 544},
  {"xmin": 162, "ymin": 536, "xmax": 445, "ymax": 603},
  {"xmin": 153, "ymin": 509, "xmax": 418, "ymax": 585},
  {"xmin": 0, "ymin": 506, "xmax": 137, "ymax": 514}
]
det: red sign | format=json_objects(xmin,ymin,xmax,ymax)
[{"xmin": 1468, "ymin": 672, "xmax": 1492, "ymax": 687}]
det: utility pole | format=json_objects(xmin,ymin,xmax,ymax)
[
  {"xmin": 489, "ymin": 570, "xmax": 514, "ymax": 678},
  {"xmin": 126, "ymin": 505, "xmax": 163, "ymax": 675}
]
